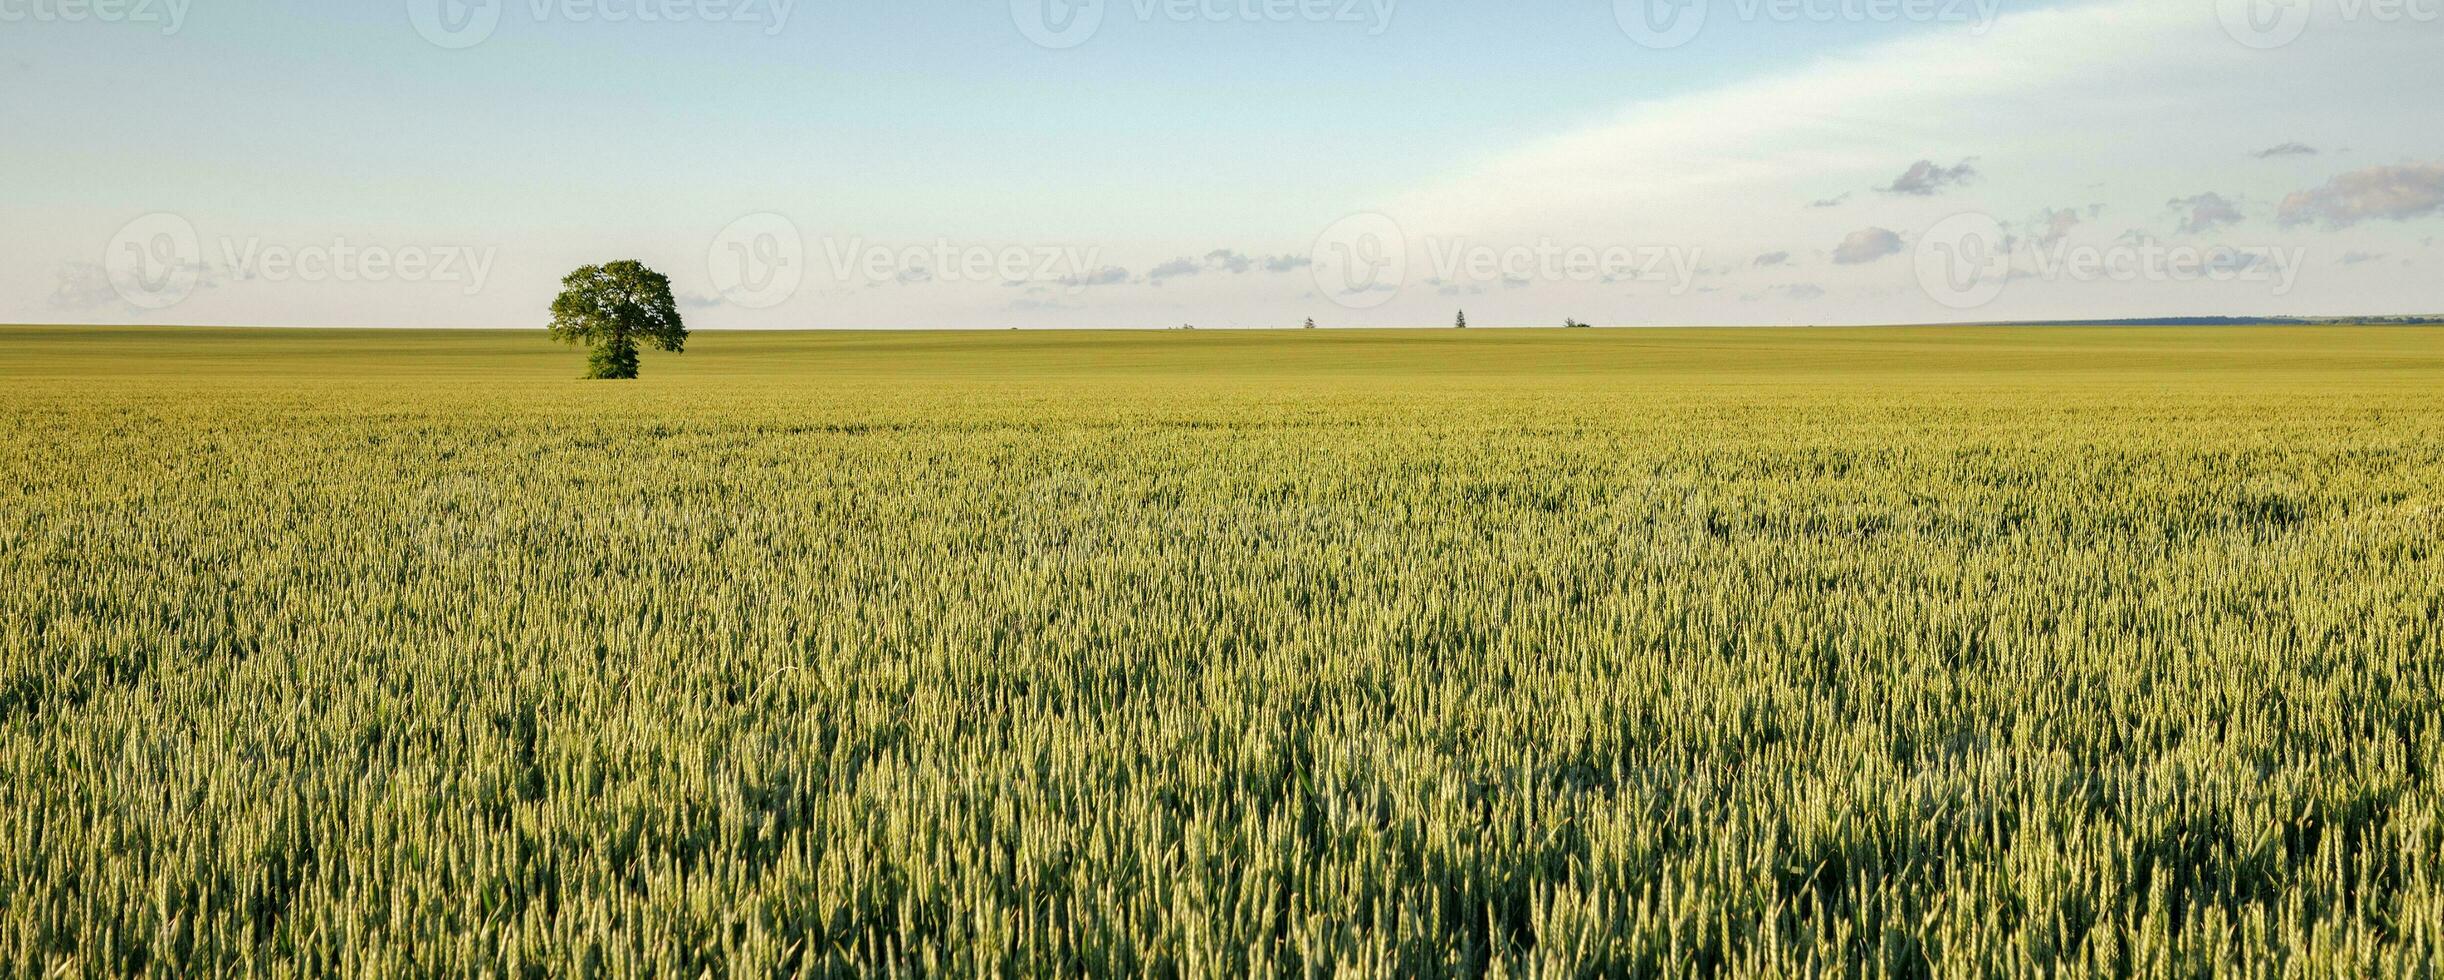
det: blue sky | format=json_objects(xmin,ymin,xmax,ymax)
[{"xmin": 5, "ymin": 0, "xmax": 2440, "ymax": 328}]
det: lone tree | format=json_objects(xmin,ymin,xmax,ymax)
[
  {"xmin": 1303, "ymin": 317, "xmax": 1317, "ymax": 330},
  {"xmin": 548, "ymin": 261, "xmax": 688, "ymax": 380},
  {"xmin": 1455, "ymin": 310, "xmax": 1468, "ymax": 329}
]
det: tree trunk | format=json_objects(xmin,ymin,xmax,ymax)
[{"xmin": 584, "ymin": 333, "xmax": 641, "ymax": 380}]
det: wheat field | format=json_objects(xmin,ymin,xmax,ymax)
[{"xmin": 3, "ymin": 325, "xmax": 2441, "ymax": 977}]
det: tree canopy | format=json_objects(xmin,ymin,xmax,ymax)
[{"xmin": 548, "ymin": 261, "xmax": 687, "ymax": 380}]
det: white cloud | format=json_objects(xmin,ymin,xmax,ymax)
[
  {"xmin": 1392, "ymin": 1, "xmax": 2220, "ymax": 241},
  {"xmin": 2030, "ymin": 207, "xmax": 2084, "ymax": 247},
  {"xmin": 1147, "ymin": 257, "xmax": 1203, "ymax": 282},
  {"xmin": 1831, "ymin": 228, "xmax": 1904, "ymax": 265},
  {"xmin": 49, "ymin": 262, "xmax": 124, "ymax": 312},
  {"xmin": 2277, "ymin": 162, "xmax": 2444, "ymax": 230},
  {"xmin": 1058, "ymin": 266, "xmax": 1131, "ymax": 289},
  {"xmin": 1362, "ymin": 0, "xmax": 2444, "ymax": 325},
  {"xmin": 2169, "ymin": 193, "xmax": 2246, "ymax": 234},
  {"xmin": 1880, "ymin": 160, "xmax": 1979, "ymax": 197}
]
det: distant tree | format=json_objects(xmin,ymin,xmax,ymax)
[
  {"xmin": 548, "ymin": 261, "xmax": 687, "ymax": 380},
  {"xmin": 1455, "ymin": 310, "xmax": 1468, "ymax": 329},
  {"xmin": 1303, "ymin": 317, "xmax": 1317, "ymax": 330},
  {"xmin": 1565, "ymin": 318, "xmax": 1590, "ymax": 329}
]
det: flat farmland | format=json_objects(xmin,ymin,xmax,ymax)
[{"xmin": 3, "ymin": 326, "xmax": 2441, "ymax": 976}]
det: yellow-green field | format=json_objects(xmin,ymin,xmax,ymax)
[{"xmin": 4, "ymin": 325, "xmax": 2442, "ymax": 976}]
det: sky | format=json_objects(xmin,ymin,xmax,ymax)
[{"xmin": 3, "ymin": 0, "xmax": 2440, "ymax": 329}]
